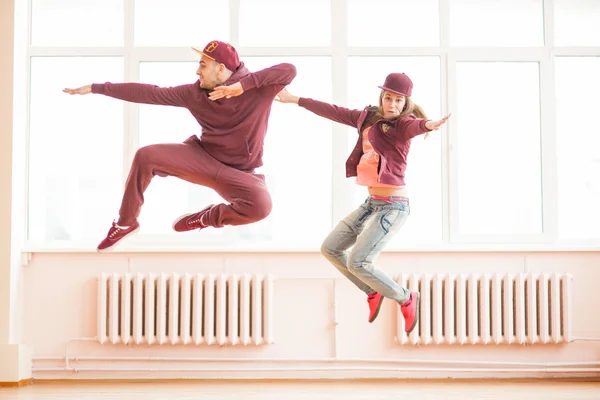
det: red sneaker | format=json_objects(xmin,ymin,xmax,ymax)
[
  {"xmin": 97, "ymin": 221, "xmax": 140, "ymax": 252},
  {"xmin": 401, "ymin": 291, "xmax": 420, "ymax": 333},
  {"xmin": 172, "ymin": 205, "xmax": 213, "ymax": 232},
  {"xmin": 367, "ymin": 292, "xmax": 384, "ymax": 323}
]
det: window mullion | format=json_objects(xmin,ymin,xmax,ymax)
[
  {"xmin": 440, "ymin": 0, "xmax": 451, "ymax": 243},
  {"xmin": 330, "ymin": 0, "xmax": 352, "ymax": 227},
  {"xmin": 123, "ymin": 0, "xmax": 137, "ymax": 189},
  {"xmin": 540, "ymin": 0, "xmax": 558, "ymax": 242}
]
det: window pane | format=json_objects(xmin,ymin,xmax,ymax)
[
  {"xmin": 239, "ymin": 0, "xmax": 330, "ymax": 46},
  {"xmin": 449, "ymin": 0, "xmax": 543, "ymax": 46},
  {"xmin": 241, "ymin": 57, "xmax": 333, "ymax": 248},
  {"xmin": 31, "ymin": 0, "xmax": 123, "ymax": 46},
  {"xmin": 455, "ymin": 62, "xmax": 542, "ymax": 235},
  {"xmin": 555, "ymin": 57, "xmax": 600, "ymax": 240},
  {"xmin": 137, "ymin": 62, "xmax": 229, "ymax": 241},
  {"xmin": 347, "ymin": 57, "xmax": 443, "ymax": 246},
  {"xmin": 348, "ymin": 0, "xmax": 439, "ymax": 47},
  {"xmin": 555, "ymin": 0, "xmax": 600, "ymax": 46},
  {"xmin": 28, "ymin": 57, "xmax": 124, "ymax": 242},
  {"xmin": 134, "ymin": 0, "xmax": 229, "ymax": 46}
]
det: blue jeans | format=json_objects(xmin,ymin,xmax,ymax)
[{"xmin": 321, "ymin": 196, "xmax": 411, "ymax": 305}]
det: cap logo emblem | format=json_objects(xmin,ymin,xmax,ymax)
[{"xmin": 205, "ymin": 42, "xmax": 218, "ymax": 52}]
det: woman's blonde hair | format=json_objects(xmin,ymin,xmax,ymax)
[{"xmin": 364, "ymin": 90, "xmax": 430, "ymax": 139}]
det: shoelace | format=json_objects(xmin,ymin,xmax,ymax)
[
  {"xmin": 188, "ymin": 215, "xmax": 203, "ymax": 225},
  {"xmin": 109, "ymin": 225, "xmax": 121, "ymax": 238}
]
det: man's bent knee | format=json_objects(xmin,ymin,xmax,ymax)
[
  {"xmin": 251, "ymin": 192, "xmax": 272, "ymax": 222},
  {"xmin": 133, "ymin": 144, "xmax": 160, "ymax": 166},
  {"xmin": 235, "ymin": 191, "xmax": 272, "ymax": 224}
]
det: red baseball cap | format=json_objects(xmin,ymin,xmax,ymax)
[
  {"xmin": 378, "ymin": 72, "xmax": 413, "ymax": 97},
  {"xmin": 192, "ymin": 40, "xmax": 240, "ymax": 71}
]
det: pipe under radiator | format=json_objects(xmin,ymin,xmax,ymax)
[
  {"xmin": 31, "ymin": 366, "xmax": 600, "ymax": 374},
  {"xmin": 33, "ymin": 355, "xmax": 600, "ymax": 368},
  {"xmin": 33, "ymin": 333, "xmax": 600, "ymax": 375}
]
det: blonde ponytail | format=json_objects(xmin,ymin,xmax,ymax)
[
  {"xmin": 411, "ymin": 103, "xmax": 427, "ymax": 119},
  {"xmin": 401, "ymin": 98, "xmax": 430, "ymax": 140}
]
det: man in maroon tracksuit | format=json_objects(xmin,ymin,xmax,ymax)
[{"xmin": 63, "ymin": 40, "xmax": 297, "ymax": 251}]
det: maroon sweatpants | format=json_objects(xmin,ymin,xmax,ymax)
[{"xmin": 117, "ymin": 135, "xmax": 272, "ymax": 228}]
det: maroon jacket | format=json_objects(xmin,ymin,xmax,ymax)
[
  {"xmin": 298, "ymin": 98, "xmax": 431, "ymax": 186},
  {"xmin": 92, "ymin": 62, "xmax": 297, "ymax": 171}
]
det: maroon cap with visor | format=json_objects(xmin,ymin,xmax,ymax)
[
  {"xmin": 378, "ymin": 72, "xmax": 413, "ymax": 97},
  {"xmin": 192, "ymin": 40, "xmax": 240, "ymax": 71}
]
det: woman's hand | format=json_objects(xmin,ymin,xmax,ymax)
[
  {"xmin": 425, "ymin": 113, "xmax": 451, "ymax": 131},
  {"xmin": 274, "ymin": 87, "xmax": 299, "ymax": 104},
  {"xmin": 424, "ymin": 113, "xmax": 451, "ymax": 140},
  {"xmin": 62, "ymin": 85, "xmax": 92, "ymax": 95}
]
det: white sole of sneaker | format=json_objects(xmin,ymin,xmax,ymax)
[{"xmin": 97, "ymin": 226, "xmax": 140, "ymax": 253}]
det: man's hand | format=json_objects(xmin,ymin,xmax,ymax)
[
  {"xmin": 209, "ymin": 82, "xmax": 244, "ymax": 101},
  {"xmin": 62, "ymin": 85, "xmax": 92, "ymax": 95}
]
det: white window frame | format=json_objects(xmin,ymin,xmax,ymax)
[
  {"xmin": 447, "ymin": 48, "xmax": 555, "ymax": 245},
  {"xmin": 19, "ymin": 0, "xmax": 600, "ymax": 252}
]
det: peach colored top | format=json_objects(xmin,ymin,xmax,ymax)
[{"xmin": 356, "ymin": 127, "xmax": 403, "ymax": 188}]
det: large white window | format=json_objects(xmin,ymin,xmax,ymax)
[
  {"xmin": 134, "ymin": 1, "xmax": 229, "ymax": 47},
  {"xmin": 554, "ymin": 0, "xmax": 600, "ymax": 47},
  {"xmin": 555, "ymin": 57, "xmax": 600, "ymax": 241},
  {"xmin": 19, "ymin": 0, "xmax": 600, "ymax": 251},
  {"xmin": 239, "ymin": 0, "xmax": 330, "ymax": 47},
  {"xmin": 31, "ymin": 0, "xmax": 124, "ymax": 46},
  {"xmin": 454, "ymin": 62, "xmax": 543, "ymax": 237},
  {"xmin": 449, "ymin": 0, "xmax": 544, "ymax": 47},
  {"xmin": 347, "ymin": 0, "xmax": 440, "ymax": 47},
  {"xmin": 28, "ymin": 57, "xmax": 124, "ymax": 243}
]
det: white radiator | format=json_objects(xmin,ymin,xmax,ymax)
[
  {"xmin": 394, "ymin": 273, "xmax": 573, "ymax": 345},
  {"xmin": 97, "ymin": 273, "xmax": 275, "ymax": 346}
]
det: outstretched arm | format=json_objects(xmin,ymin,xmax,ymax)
[
  {"xmin": 275, "ymin": 87, "xmax": 362, "ymax": 128},
  {"xmin": 63, "ymin": 82, "xmax": 194, "ymax": 107},
  {"xmin": 425, "ymin": 114, "xmax": 451, "ymax": 131},
  {"xmin": 239, "ymin": 63, "xmax": 297, "ymax": 91},
  {"xmin": 400, "ymin": 113, "xmax": 451, "ymax": 140},
  {"xmin": 209, "ymin": 63, "xmax": 298, "ymax": 101}
]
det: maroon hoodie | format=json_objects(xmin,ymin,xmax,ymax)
[
  {"xmin": 298, "ymin": 97, "xmax": 431, "ymax": 186},
  {"xmin": 91, "ymin": 62, "xmax": 297, "ymax": 171}
]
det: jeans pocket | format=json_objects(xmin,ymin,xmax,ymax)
[
  {"xmin": 357, "ymin": 209, "xmax": 372, "ymax": 224},
  {"xmin": 379, "ymin": 209, "xmax": 401, "ymax": 235},
  {"xmin": 394, "ymin": 201, "xmax": 410, "ymax": 215}
]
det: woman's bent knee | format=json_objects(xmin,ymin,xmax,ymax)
[{"xmin": 346, "ymin": 251, "xmax": 367, "ymax": 274}]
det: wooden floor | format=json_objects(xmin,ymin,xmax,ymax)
[{"xmin": 1, "ymin": 380, "xmax": 600, "ymax": 399}]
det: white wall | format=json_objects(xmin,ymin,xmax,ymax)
[{"xmin": 24, "ymin": 250, "xmax": 600, "ymax": 380}]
